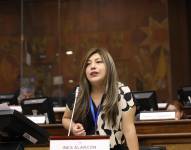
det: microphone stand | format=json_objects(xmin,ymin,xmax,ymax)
[{"xmin": 68, "ymin": 87, "xmax": 79, "ymax": 136}]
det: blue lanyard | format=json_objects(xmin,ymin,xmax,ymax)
[{"xmin": 90, "ymin": 97, "xmax": 100, "ymax": 128}]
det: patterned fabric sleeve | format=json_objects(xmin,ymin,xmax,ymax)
[{"xmin": 119, "ymin": 86, "xmax": 135, "ymax": 111}]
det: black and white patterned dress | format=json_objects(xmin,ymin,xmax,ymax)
[
  {"xmin": 96, "ymin": 86, "xmax": 134, "ymax": 149},
  {"xmin": 66, "ymin": 85, "xmax": 135, "ymax": 150}
]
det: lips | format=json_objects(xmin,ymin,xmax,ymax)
[{"xmin": 90, "ymin": 71, "xmax": 98, "ymax": 76}]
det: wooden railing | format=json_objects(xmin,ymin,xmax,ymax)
[{"xmin": 38, "ymin": 119, "xmax": 191, "ymax": 149}]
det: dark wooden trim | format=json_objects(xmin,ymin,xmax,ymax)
[{"xmin": 168, "ymin": 0, "xmax": 191, "ymax": 99}]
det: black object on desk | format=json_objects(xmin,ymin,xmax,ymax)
[
  {"xmin": 132, "ymin": 90, "xmax": 158, "ymax": 115},
  {"xmin": 21, "ymin": 97, "xmax": 56, "ymax": 124},
  {"xmin": 0, "ymin": 109, "xmax": 49, "ymax": 150}
]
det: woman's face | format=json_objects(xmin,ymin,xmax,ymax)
[
  {"xmin": 85, "ymin": 53, "xmax": 106, "ymax": 86},
  {"xmin": 167, "ymin": 104, "xmax": 183, "ymax": 120}
]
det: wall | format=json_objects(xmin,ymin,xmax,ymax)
[{"xmin": 0, "ymin": 0, "xmax": 190, "ymax": 101}]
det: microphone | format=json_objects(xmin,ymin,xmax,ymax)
[{"xmin": 68, "ymin": 86, "xmax": 79, "ymax": 136}]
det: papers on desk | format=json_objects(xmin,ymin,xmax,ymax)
[
  {"xmin": 2, "ymin": 105, "xmax": 45, "ymax": 124},
  {"xmin": 9, "ymin": 105, "xmax": 65, "ymax": 124},
  {"xmin": 9, "ymin": 105, "xmax": 22, "ymax": 112},
  {"xmin": 26, "ymin": 115, "xmax": 46, "ymax": 124},
  {"xmin": 0, "ymin": 103, "xmax": 10, "ymax": 110},
  {"xmin": 139, "ymin": 111, "xmax": 176, "ymax": 121},
  {"xmin": 9, "ymin": 105, "xmax": 66, "ymax": 113}
]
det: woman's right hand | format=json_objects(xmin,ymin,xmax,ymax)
[{"xmin": 72, "ymin": 123, "xmax": 86, "ymax": 136}]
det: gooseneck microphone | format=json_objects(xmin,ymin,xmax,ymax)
[{"xmin": 68, "ymin": 87, "xmax": 79, "ymax": 136}]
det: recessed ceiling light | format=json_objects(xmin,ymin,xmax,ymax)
[
  {"xmin": 66, "ymin": 50, "xmax": 73, "ymax": 55},
  {"xmin": 68, "ymin": 80, "xmax": 74, "ymax": 83}
]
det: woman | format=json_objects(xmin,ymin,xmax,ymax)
[
  {"xmin": 166, "ymin": 100, "xmax": 184, "ymax": 120},
  {"xmin": 62, "ymin": 48, "xmax": 139, "ymax": 150}
]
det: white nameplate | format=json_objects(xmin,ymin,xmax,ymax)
[
  {"xmin": 26, "ymin": 115, "xmax": 46, "ymax": 124},
  {"xmin": 140, "ymin": 111, "xmax": 176, "ymax": 120},
  {"xmin": 50, "ymin": 136, "xmax": 110, "ymax": 150}
]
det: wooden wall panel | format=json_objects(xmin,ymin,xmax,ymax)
[
  {"xmin": 0, "ymin": 0, "xmax": 20, "ymax": 92},
  {"xmin": 0, "ymin": 0, "xmax": 190, "ymax": 102},
  {"xmin": 168, "ymin": 0, "xmax": 191, "ymax": 99}
]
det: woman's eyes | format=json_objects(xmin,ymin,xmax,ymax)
[
  {"xmin": 86, "ymin": 60, "xmax": 103, "ymax": 66},
  {"xmin": 96, "ymin": 60, "xmax": 103, "ymax": 63}
]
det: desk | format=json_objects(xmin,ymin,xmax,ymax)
[
  {"xmin": 184, "ymin": 105, "xmax": 191, "ymax": 119},
  {"xmin": 38, "ymin": 120, "xmax": 191, "ymax": 150},
  {"xmin": 9, "ymin": 106, "xmax": 65, "ymax": 123},
  {"xmin": 135, "ymin": 119, "xmax": 191, "ymax": 149}
]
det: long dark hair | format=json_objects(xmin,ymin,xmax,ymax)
[{"xmin": 73, "ymin": 48, "xmax": 119, "ymax": 126}]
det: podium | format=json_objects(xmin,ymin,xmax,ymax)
[
  {"xmin": 0, "ymin": 109, "xmax": 49, "ymax": 150},
  {"xmin": 50, "ymin": 135, "xmax": 110, "ymax": 150}
]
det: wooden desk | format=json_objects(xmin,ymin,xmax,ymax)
[
  {"xmin": 40, "ymin": 124, "xmax": 67, "ymax": 136},
  {"xmin": 26, "ymin": 120, "xmax": 191, "ymax": 150},
  {"xmin": 135, "ymin": 119, "xmax": 191, "ymax": 147},
  {"xmin": 184, "ymin": 105, "xmax": 191, "ymax": 119}
]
